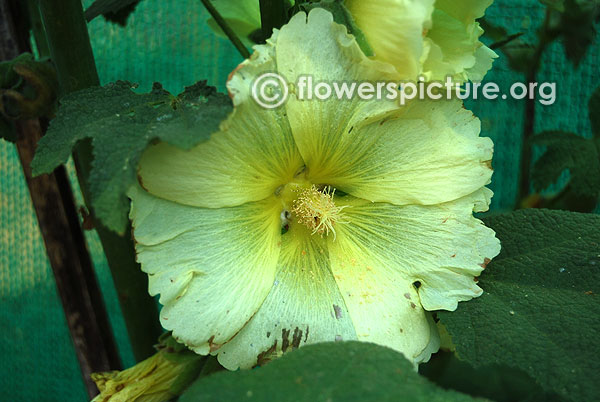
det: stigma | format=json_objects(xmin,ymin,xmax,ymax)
[{"xmin": 291, "ymin": 185, "xmax": 348, "ymax": 239}]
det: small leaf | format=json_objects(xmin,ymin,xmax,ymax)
[
  {"xmin": 31, "ymin": 81, "xmax": 232, "ymax": 234},
  {"xmin": 0, "ymin": 53, "xmax": 58, "ymax": 121},
  {"xmin": 479, "ymin": 18, "xmax": 509, "ymax": 42},
  {"xmin": 181, "ymin": 342, "xmax": 483, "ymax": 402},
  {"xmin": 559, "ymin": 0, "xmax": 600, "ymax": 66},
  {"xmin": 539, "ymin": 0, "xmax": 566, "ymax": 12},
  {"xmin": 531, "ymin": 130, "xmax": 600, "ymax": 203},
  {"xmin": 502, "ymin": 42, "xmax": 536, "ymax": 73},
  {"xmin": 300, "ymin": 0, "xmax": 374, "ymax": 56},
  {"xmin": 438, "ymin": 209, "xmax": 600, "ymax": 402}
]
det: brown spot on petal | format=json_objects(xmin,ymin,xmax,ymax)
[
  {"xmin": 255, "ymin": 341, "xmax": 278, "ymax": 367},
  {"xmin": 410, "ymin": 302, "xmax": 416, "ymax": 309},
  {"xmin": 292, "ymin": 327, "xmax": 303, "ymax": 349},
  {"xmin": 480, "ymin": 258, "xmax": 492, "ymax": 269},
  {"xmin": 282, "ymin": 329, "xmax": 290, "ymax": 352},
  {"xmin": 226, "ymin": 63, "xmax": 245, "ymax": 98},
  {"xmin": 137, "ymin": 173, "xmax": 147, "ymax": 191},
  {"xmin": 208, "ymin": 335, "xmax": 222, "ymax": 353},
  {"xmin": 403, "ymin": 293, "xmax": 411, "ymax": 300},
  {"xmin": 333, "ymin": 304, "xmax": 343, "ymax": 319}
]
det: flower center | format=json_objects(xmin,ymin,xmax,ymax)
[{"xmin": 291, "ymin": 185, "xmax": 348, "ymax": 239}]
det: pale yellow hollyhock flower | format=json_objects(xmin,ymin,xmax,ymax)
[
  {"xmin": 129, "ymin": 9, "xmax": 500, "ymax": 370},
  {"xmin": 345, "ymin": 0, "xmax": 497, "ymax": 81}
]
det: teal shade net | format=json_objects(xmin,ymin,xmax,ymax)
[{"xmin": 0, "ymin": 0, "xmax": 597, "ymax": 400}]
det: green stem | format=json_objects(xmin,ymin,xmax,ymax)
[
  {"xmin": 26, "ymin": 0, "xmax": 50, "ymax": 58},
  {"xmin": 516, "ymin": 9, "xmax": 553, "ymax": 208},
  {"xmin": 37, "ymin": 0, "xmax": 162, "ymax": 362},
  {"xmin": 200, "ymin": 0, "xmax": 250, "ymax": 59}
]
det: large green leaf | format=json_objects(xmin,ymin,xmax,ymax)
[
  {"xmin": 438, "ymin": 209, "xmax": 600, "ymax": 402},
  {"xmin": 31, "ymin": 81, "xmax": 232, "ymax": 234},
  {"xmin": 420, "ymin": 351, "xmax": 562, "ymax": 402},
  {"xmin": 181, "ymin": 342, "xmax": 482, "ymax": 402}
]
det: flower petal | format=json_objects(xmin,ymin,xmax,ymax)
[
  {"xmin": 422, "ymin": 0, "xmax": 497, "ymax": 82},
  {"xmin": 308, "ymin": 98, "xmax": 494, "ymax": 206},
  {"xmin": 216, "ymin": 223, "xmax": 358, "ymax": 370},
  {"xmin": 138, "ymin": 38, "xmax": 303, "ymax": 209},
  {"xmin": 330, "ymin": 189, "xmax": 500, "ymax": 314},
  {"xmin": 129, "ymin": 186, "xmax": 282, "ymax": 354},
  {"xmin": 274, "ymin": 9, "xmax": 401, "ymax": 172},
  {"xmin": 345, "ymin": 0, "xmax": 435, "ymax": 80}
]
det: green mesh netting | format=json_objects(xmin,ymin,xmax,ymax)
[{"xmin": 0, "ymin": 0, "xmax": 597, "ymax": 400}]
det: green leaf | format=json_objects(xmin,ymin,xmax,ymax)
[
  {"xmin": 479, "ymin": 18, "xmax": 524, "ymax": 51},
  {"xmin": 559, "ymin": 0, "xmax": 600, "ymax": 66},
  {"xmin": 0, "ymin": 53, "xmax": 58, "ymax": 121},
  {"xmin": 501, "ymin": 42, "xmax": 536, "ymax": 73},
  {"xmin": 84, "ymin": 0, "xmax": 142, "ymax": 25},
  {"xmin": 589, "ymin": 86, "xmax": 600, "ymax": 137},
  {"xmin": 438, "ymin": 209, "xmax": 600, "ymax": 402},
  {"xmin": 299, "ymin": 0, "xmax": 374, "ymax": 57},
  {"xmin": 531, "ymin": 131, "xmax": 600, "ymax": 203},
  {"xmin": 539, "ymin": 0, "xmax": 566, "ymax": 12},
  {"xmin": 180, "ymin": 342, "xmax": 483, "ymax": 402},
  {"xmin": 31, "ymin": 80, "xmax": 232, "ymax": 234},
  {"xmin": 420, "ymin": 352, "xmax": 563, "ymax": 402}
]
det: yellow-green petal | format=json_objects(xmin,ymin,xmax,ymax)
[
  {"xmin": 330, "ymin": 190, "xmax": 501, "ymax": 313},
  {"xmin": 345, "ymin": 0, "xmax": 435, "ymax": 80},
  {"xmin": 137, "ymin": 37, "xmax": 303, "ymax": 209},
  {"xmin": 308, "ymin": 98, "xmax": 494, "ymax": 207},
  {"xmin": 129, "ymin": 186, "xmax": 282, "ymax": 354},
  {"xmin": 274, "ymin": 9, "xmax": 400, "ymax": 182},
  {"xmin": 216, "ymin": 223, "xmax": 358, "ymax": 370},
  {"xmin": 422, "ymin": 0, "xmax": 497, "ymax": 82},
  {"xmin": 328, "ymin": 219, "xmax": 441, "ymax": 364}
]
